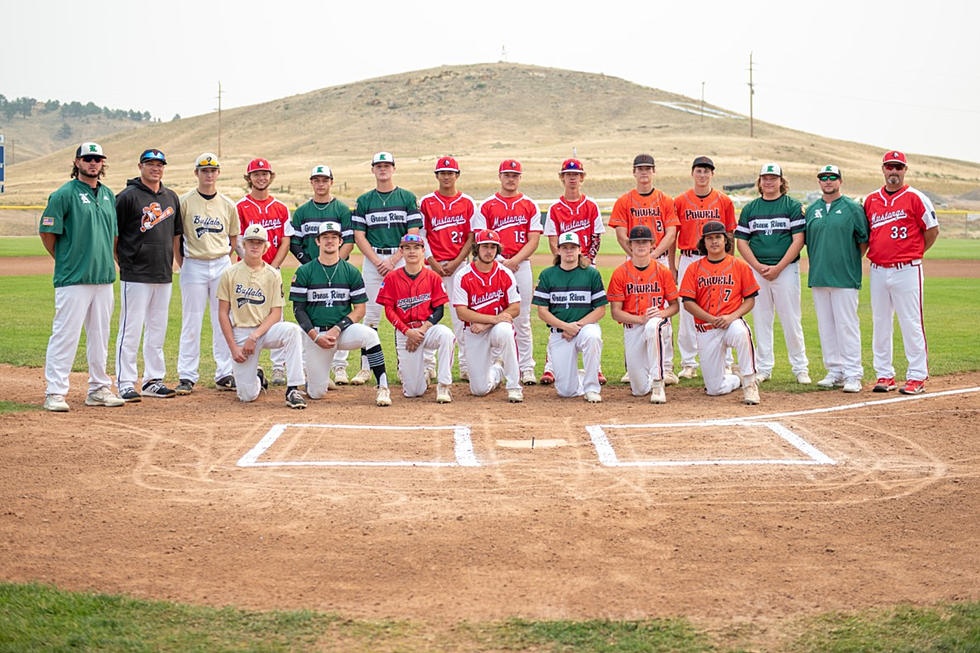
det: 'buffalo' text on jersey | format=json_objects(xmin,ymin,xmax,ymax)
[
  {"xmin": 217, "ymin": 260, "xmax": 284, "ymax": 328},
  {"xmin": 532, "ymin": 265, "xmax": 608, "ymax": 323},
  {"xmin": 607, "ymin": 260, "xmax": 679, "ymax": 319},
  {"xmin": 452, "ymin": 261, "xmax": 520, "ymax": 324},
  {"xmin": 679, "ymin": 254, "xmax": 760, "ymax": 327},
  {"xmin": 237, "ymin": 195, "xmax": 294, "ymax": 265},
  {"xmin": 609, "ymin": 189, "xmax": 679, "ymax": 248},
  {"xmin": 377, "ymin": 267, "xmax": 449, "ymax": 333},
  {"xmin": 179, "ymin": 189, "xmax": 239, "ymax": 260},
  {"xmin": 289, "ymin": 259, "xmax": 367, "ymax": 329},
  {"xmin": 544, "ymin": 195, "xmax": 605, "ymax": 261},
  {"xmin": 673, "ymin": 189, "xmax": 737, "ymax": 251},
  {"xmin": 473, "ymin": 193, "xmax": 542, "ymax": 259},
  {"xmin": 419, "ymin": 191, "xmax": 475, "ymax": 261},
  {"xmin": 863, "ymin": 185, "xmax": 939, "ymax": 266},
  {"xmin": 352, "ymin": 187, "xmax": 423, "ymax": 249}
]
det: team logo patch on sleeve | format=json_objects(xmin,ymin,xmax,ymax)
[{"xmin": 42, "ymin": 216, "xmax": 55, "ymax": 226}]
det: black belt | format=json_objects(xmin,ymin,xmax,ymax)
[
  {"xmin": 549, "ymin": 327, "xmax": 564, "ymax": 333},
  {"xmin": 680, "ymin": 249, "xmax": 700, "ymax": 257},
  {"xmin": 375, "ymin": 247, "xmax": 396, "ymax": 255}
]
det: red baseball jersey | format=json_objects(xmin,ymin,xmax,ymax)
[
  {"xmin": 544, "ymin": 195, "xmax": 606, "ymax": 261},
  {"xmin": 863, "ymin": 185, "xmax": 939, "ymax": 266},
  {"xmin": 673, "ymin": 189, "xmax": 737, "ymax": 251},
  {"xmin": 237, "ymin": 195, "xmax": 294, "ymax": 265},
  {"xmin": 679, "ymin": 254, "xmax": 759, "ymax": 327},
  {"xmin": 419, "ymin": 191, "xmax": 475, "ymax": 262},
  {"xmin": 376, "ymin": 266, "xmax": 449, "ymax": 334},
  {"xmin": 452, "ymin": 261, "xmax": 520, "ymax": 325},
  {"xmin": 609, "ymin": 189, "xmax": 679, "ymax": 248},
  {"xmin": 606, "ymin": 260, "xmax": 679, "ymax": 320},
  {"xmin": 473, "ymin": 193, "xmax": 542, "ymax": 259}
]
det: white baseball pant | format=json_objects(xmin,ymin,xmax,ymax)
[
  {"xmin": 676, "ymin": 253, "xmax": 701, "ymax": 368},
  {"xmin": 230, "ymin": 323, "xmax": 305, "ymax": 402},
  {"xmin": 547, "ymin": 324, "xmax": 602, "ymax": 397},
  {"xmin": 362, "ymin": 247, "xmax": 405, "ymax": 328},
  {"xmin": 695, "ymin": 319, "xmax": 758, "ymax": 396},
  {"xmin": 115, "ymin": 281, "xmax": 172, "ymax": 390},
  {"xmin": 45, "ymin": 284, "xmax": 114, "ymax": 396},
  {"xmin": 177, "ymin": 256, "xmax": 233, "ymax": 383},
  {"xmin": 303, "ymin": 323, "xmax": 381, "ymax": 399},
  {"xmin": 512, "ymin": 259, "xmax": 536, "ymax": 374},
  {"xmin": 431, "ymin": 260, "xmax": 468, "ymax": 375},
  {"xmin": 464, "ymin": 322, "xmax": 521, "ymax": 395},
  {"xmin": 395, "ymin": 324, "xmax": 455, "ymax": 397},
  {"xmin": 870, "ymin": 261, "xmax": 928, "ymax": 381},
  {"xmin": 623, "ymin": 319, "xmax": 672, "ymax": 396},
  {"xmin": 751, "ymin": 262, "xmax": 809, "ymax": 376},
  {"xmin": 811, "ymin": 287, "xmax": 863, "ymax": 382}
]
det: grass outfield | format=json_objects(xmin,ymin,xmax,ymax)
[{"xmin": 1, "ymin": 583, "xmax": 977, "ymax": 652}]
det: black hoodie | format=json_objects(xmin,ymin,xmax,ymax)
[{"xmin": 115, "ymin": 176, "xmax": 182, "ymax": 283}]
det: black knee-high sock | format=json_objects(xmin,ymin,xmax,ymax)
[{"xmin": 363, "ymin": 344, "xmax": 388, "ymax": 388}]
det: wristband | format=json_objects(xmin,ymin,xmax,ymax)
[{"xmin": 335, "ymin": 317, "xmax": 353, "ymax": 332}]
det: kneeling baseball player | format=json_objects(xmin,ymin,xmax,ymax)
[
  {"xmin": 532, "ymin": 232, "xmax": 607, "ymax": 402},
  {"xmin": 452, "ymin": 229, "xmax": 524, "ymax": 402},
  {"xmin": 216, "ymin": 224, "xmax": 306, "ymax": 409},
  {"xmin": 377, "ymin": 234, "xmax": 456, "ymax": 402},
  {"xmin": 290, "ymin": 222, "xmax": 392, "ymax": 406},
  {"xmin": 678, "ymin": 221, "xmax": 761, "ymax": 404},
  {"xmin": 607, "ymin": 226, "xmax": 679, "ymax": 404}
]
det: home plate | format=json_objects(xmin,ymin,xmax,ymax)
[{"xmin": 496, "ymin": 438, "xmax": 568, "ymax": 449}]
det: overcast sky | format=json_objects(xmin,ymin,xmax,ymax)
[{"xmin": 6, "ymin": 0, "xmax": 978, "ymax": 163}]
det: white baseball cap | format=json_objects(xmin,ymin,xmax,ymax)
[
  {"xmin": 317, "ymin": 221, "xmax": 342, "ymax": 236},
  {"xmin": 195, "ymin": 152, "xmax": 220, "ymax": 169},
  {"xmin": 557, "ymin": 232, "xmax": 581, "ymax": 247},
  {"xmin": 372, "ymin": 151, "xmax": 394, "ymax": 166},
  {"xmin": 75, "ymin": 142, "xmax": 106, "ymax": 159},
  {"xmin": 242, "ymin": 224, "xmax": 269, "ymax": 241},
  {"xmin": 759, "ymin": 162, "xmax": 782, "ymax": 176},
  {"xmin": 817, "ymin": 164, "xmax": 841, "ymax": 179},
  {"xmin": 310, "ymin": 165, "xmax": 333, "ymax": 179}
]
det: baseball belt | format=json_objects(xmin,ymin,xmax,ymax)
[
  {"xmin": 680, "ymin": 249, "xmax": 700, "ymax": 257},
  {"xmin": 374, "ymin": 247, "xmax": 396, "ymax": 255},
  {"xmin": 871, "ymin": 259, "xmax": 921, "ymax": 270}
]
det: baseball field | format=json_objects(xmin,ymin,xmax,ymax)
[{"xmin": 1, "ymin": 238, "xmax": 979, "ymax": 651}]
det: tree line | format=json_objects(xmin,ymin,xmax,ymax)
[{"xmin": 0, "ymin": 95, "xmax": 151, "ymax": 122}]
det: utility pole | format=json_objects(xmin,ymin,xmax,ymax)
[
  {"xmin": 700, "ymin": 81, "xmax": 705, "ymax": 121},
  {"xmin": 748, "ymin": 52, "xmax": 755, "ymax": 138},
  {"xmin": 216, "ymin": 81, "xmax": 223, "ymax": 157}
]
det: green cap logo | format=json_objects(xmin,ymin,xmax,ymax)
[
  {"xmin": 766, "ymin": 165, "xmax": 775, "ymax": 173},
  {"xmin": 378, "ymin": 154, "xmax": 387, "ymax": 161},
  {"xmin": 316, "ymin": 166, "xmax": 324, "ymax": 173},
  {"xmin": 89, "ymin": 144, "xmax": 98, "ymax": 152}
]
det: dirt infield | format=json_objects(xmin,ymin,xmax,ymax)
[{"xmin": 1, "ymin": 364, "xmax": 978, "ymax": 624}]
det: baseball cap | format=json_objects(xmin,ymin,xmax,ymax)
[
  {"xmin": 701, "ymin": 220, "xmax": 727, "ymax": 237},
  {"xmin": 399, "ymin": 233, "xmax": 425, "ymax": 247},
  {"xmin": 475, "ymin": 229, "xmax": 502, "ymax": 246},
  {"xmin": 75, "ymin": 142, "xmax": 106, "ymax": 159},
  {"xmin": 632, "ymin": 154, "xmax": 655, "ymax": 167},
  {"xmin": 499, "ymin": 159, "xmax": 522, "ymax": 174},
  {"xmin": 195, "ymin": 152, "xmax": 220, "ymax": 169},
  {"xmin": 557, "ymin": 232, "xmax": 581, "ymax": 247},
  {"xmin": 246, "ymin": 158, "xmax": 272, "ymax": 174},
  {"xmin": 243, "ymin": 224, "xmax": 269, "ymax": 241},
  {"xmin": 692, "ymin": 156, "xmax": 715, "ymax": 170},
  {"xmin": 139, "ymin": 148, "xmax": 167, "ymax": 165},
  {"xmin": 317, "ymin": 221, "xmax": 342, "ymax": 236},
  {"xmin": 435, "ymin": 156, "xmax": 459, "ymax": 173},
  {"xmin": 560, "ymin": 158, "xmax": 584, "ymax": 174},
  {"xmin": 372, "ymin": 151, "xmax": 395, "ymax": 166},
  {"xmin": 628, "ymin": 225, "xmax": 654, "ymax": 241},
  {"xmin": 882, "ymin": 150, "xmax": 907, "ymax": 165},
  {"xmin": 310, "ymin": 165, "xmax": 333, "ymax": 179},
  {"xmin": 759, "ymin": 162, "xmax": 782, "ymax": 176},
  {"xmin": 817, "ymin": 164, "xmax": 841, "ymax": 179}
]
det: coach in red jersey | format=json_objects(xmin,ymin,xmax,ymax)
[{"xmin": 864, "ymin": 151, "xmax": 939, "ymax": 395}]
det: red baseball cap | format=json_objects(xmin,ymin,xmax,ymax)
[
  {"xmin": 882, "ymin": 150, "xmax": 907, "ymax": 165},
  {"xmin": 435, "ymin": 156, "xmax": 459, "ymax": 173},
  {"xmin": 560, "ymin": 158, "xmax": 584, "ymax": 174},
  {"xmin": 246, "ymin": 158, "xmax": 273, "ymax": 174},
  {"xmin": 474, "ymin": 229, "xmax": 502, "ymax": 246},
  {"xmin": 499, "ymin": 159, "xmax": 522, "ymax": 174}
]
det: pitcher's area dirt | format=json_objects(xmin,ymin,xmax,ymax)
[{"xmin": 1, "ymin": 365, "xmax": 978, "ymax": 623}]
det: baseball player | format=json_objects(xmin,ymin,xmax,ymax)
[
  {"xmin": 607, "ymin": 226, "xmax": 679, "ymax": 403},
  {"xmin": 864, "ymin": 151, "xmax": 939, "ymax": 395},
  {"xmin": 452, "ymin": 229, "xmax": 524, "ymax": 402},
  {"xmin": 377, "ymin": 234, "xmax": 456, "ymax": 402},
  {"xmin": 473, "ymin": 159, "xmax": 542, "ymax": 385},
  {"xmin": 216, "ymin": 224, "xmax": 306, "ymax": 409},
  {"xmin": 419, "ymin": 156, "xmax": 474, "ymax": 380},
  {"xmin": 673, "ymin": 156, "xmax": 737, "ymax": 380},
  {"xmin": 114, "ymin": 148, "xmax": 182, "ymax": 401},
  {"xmin": 805, "ymin": 165, "xmax": 869, "ymax": 393},
  {"xmin": 236, "ymin": 157, "xmax": 294, "ymax": 385},
  {"xmin": 290, "ymin": 222, "xmax": 392, "ymax": 406},
  {"xmin": 735, "ymin": 162, "xmax": 811, "ymax": 385},
  {"xmin": 40, "ymin": 142, "xmax": 125, "ymax": 411},
  {"xmin": 288, "ymin": 164, "xmax": 355, "ymax": 386},
  {"xmin": 174, "ymin": 152, "xmax": 239, "ymax": 394},
  {"xmin": 533, "ymin": 232, "xmax": 607, "ymax": 402},
  {"xmin": 680, "ymin": 221, "xmax": 760, "ymax": 404},
  {"xmin": 352, "ymin": 151, "xmax": 422, "ymax": 386}
]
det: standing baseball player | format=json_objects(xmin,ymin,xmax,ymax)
[
  {"xmin": 680, "ymin": 221, "xmax": 761, "ymax": 404},
  {"xmin": 40, "ymin": 142, "xmax": 125, "ymax": 411},
  {"xmin": 290, "ymin": 222, "xmax": 392, "ymax": 406},
  {"xmin": 673, "ymin": 156, "xmax": 737, "ymax": 380},
  {"xmin": 419, "ymin": 156, "xmax": 474, "ymax": 380},
  {"xmin": 735, "ymin": 162, "xmax": 811, "ymax": 385},
  {"xmin": 114, "ymin": 148, "xmax": 182, "ymax": 401},
  {"xmin": 174, "ymin": 152, "xmax": 239, "ymax": 394},
  {"xmin": 352, "ymin": 151, "xmax": 422, "ymax": 386},
  {"xmin": 607, "ymin": 226, "xmax": 679, "ymax": 404},
  {"xmin": 377, "ymin": 234, "xmax": 456, "ymax": 402},
  {"xmin": 474, "ymin": 159, "xmax": 542, "ymax": 385},
  {"xmin": 864, "ymin": 151, "xmax": 939, "ymax": 395},
  {"xmin": 453, "ymin": 229, "xmax": 524, "ymax": 402},
  {"xmin": 805, "ymin": 165, "xmax": 869, "ymax": 393},
  {"xmin": 289, "ymin": 164, "xmax": 355, "ymax": 386},
  {"xmin": 236, "ymin": 157, "xmax": 294, "ymax": 385},
  {"xmin": 216, "ymin": 224, "xmax": 306, "ymax": 409},
  {"xmin": 533, "ymin": 232, "xmax": 607, "ymax": 402}
]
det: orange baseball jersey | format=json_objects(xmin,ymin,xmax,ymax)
[
  {"xmin": 376, "ymin": 266, "xmax": 449, "ymax": 333},
  {"xmin": 609, "ymin": 189, "xmax": 679, "ymax": 247},
  {"xmin": 678, "ymin": 254, "xmax": 759, "ymax": 326},
  {"xmin": 673, "ymin": 189, "xmax": 737, "ymax": 251},
  {"xmin": 236, "ymin": 195, "xmax": 294, "ymax": 265},
  {"xmin": 419, "ymin": 191, "xmax": 475, "ymax": 262},
  {"xmin": 606, "ymin": 260, "xmax": 679, "ymax": 321}
]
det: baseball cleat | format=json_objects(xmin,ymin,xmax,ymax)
[
  {"xmin": 44, "ymin": 394, "xmax": 70, "ymax": 412},
  {"xmin": 521, "ymin": 369, "xmax": 537, "ymax": 386},
  {"xmin": 271, "ymin": 366, "xmax": 286, "ymax": 386},
  {"xmin": 817, "ymin": 374, "xmax": 844, "ymax": 389},
  {"xmin": 285, "ymin": 388, "xmax": 307, "ymax": 409},
  {"xmin": 650, "ymin": 381, "xmax": 666, "ymax": 404},
  {"xmin": 327, "ymin": 378, "xmax": 338, "ymax": 391},
  {"xmin": 597, "ymin": 371, "xmax": 607, "ymax": 385},
  {"xmin": 215, "ymin": 375, "xmax": 236, "ymax": 391},
  {"xmin": 507, "ymin": 388, "xmax": 524, "ymax": 403},
  {"xmin": 436, "ymin": 384, "xmax": 452, "ymax": 404},
  {"xmin": 842, "ymin": 378, "xmax": 862, "ymax": 393},
  {"xmin": 755, "ymin": 371, "xmax": 771, "ymax": 383},
  {"xmin": 539, "ymin": 371, "xmax": 555, "ymax": 385},
  {"xmin": 86, "ymin": 387, "xmax": 125, "ymax": 407},
  {"xmin": 620, "ymin": 371, "xmax": 631, "ymax": 383},
  {"xmin": 257, "ymin": 369, "xmax": 269, "ymax": 391},
  {"xmin": 175, "ymin": 379, "xmax": 194, "ymax": 395},
  {"xmin": 742, "ymin": 380, "xmax": 761, "ymax": 405},
  {"xmin": 873, "ymin": 377, "xmax": 896, "ymax": 392},
  {"xmin": 376, "ymin": 386, "xmax": 392, "ymax": 407},
  {"xmin": 663, "ymin": 371, "xmax": 679, "ymax": 386},
  {"xmin": 142, "ymin": 380, "xmax": 176, "ymax": 398},
  {"xmin": 585, "ymin": 391, "xmax": 602, "ymax": 403},
  {"xmin": 796, "ymin": 372, "xmax": 812, "ymax": 385},
  {"xmin": 351, "ymin": 368, "xmax": 372, "ymax": 385},
  {"xmin": 899, "ymin": 379, "xmax": 925, "ymax": 395},
  {"xmin": 119, "ymin": 387, "xmax": 142, "ymax": 402},
  {"xmin": 333, "ymin": 367, "xmax": 349, "ymax": 385},
  {"xmin": 678, "ymin": 366, "xmax": 698, "ymax": 379}
]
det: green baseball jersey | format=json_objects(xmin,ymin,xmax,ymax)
[
  {"xmin": 804, "ymin": 195, "xmax": 869, "ymax": 289},
  {"xmin": 351, "ymin": 187, "xmax": 423, "ymax": 248},
  {"xmin": 289, "ymin": 258, "xmax": 367, "ymax": 328},
  {"xmin": 39, "ymin": 179, "xmax": 117, "ymax": 287},
  {"xmin": 532, "ymin": 264, "xmax": 608, "ymax": 323},
  {"xmin": 734, "ymin": 194, "xmax": 805, "ymax": 265},
  {"xmin": 291, "ymin": 198, "xmax": 353, "ymax": 263}
]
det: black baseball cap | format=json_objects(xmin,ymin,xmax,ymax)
[
  {"xmin": 139, "ymin": 148, "xmax": 167, "ymax": 165},
  {"xmin": 628, "ymin": 225, "xmax": 654, "ymax": 241},
  {"xmin": 632, "ymin": 154, "xmax": 655, "ymax": 167},
  {"xmin": 692, "ymin": 156, "xmax": 715, "ymax": 170},
  {"xmin": 701, "ymin": 221, "xmax": 727, "ymax": 237}
]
